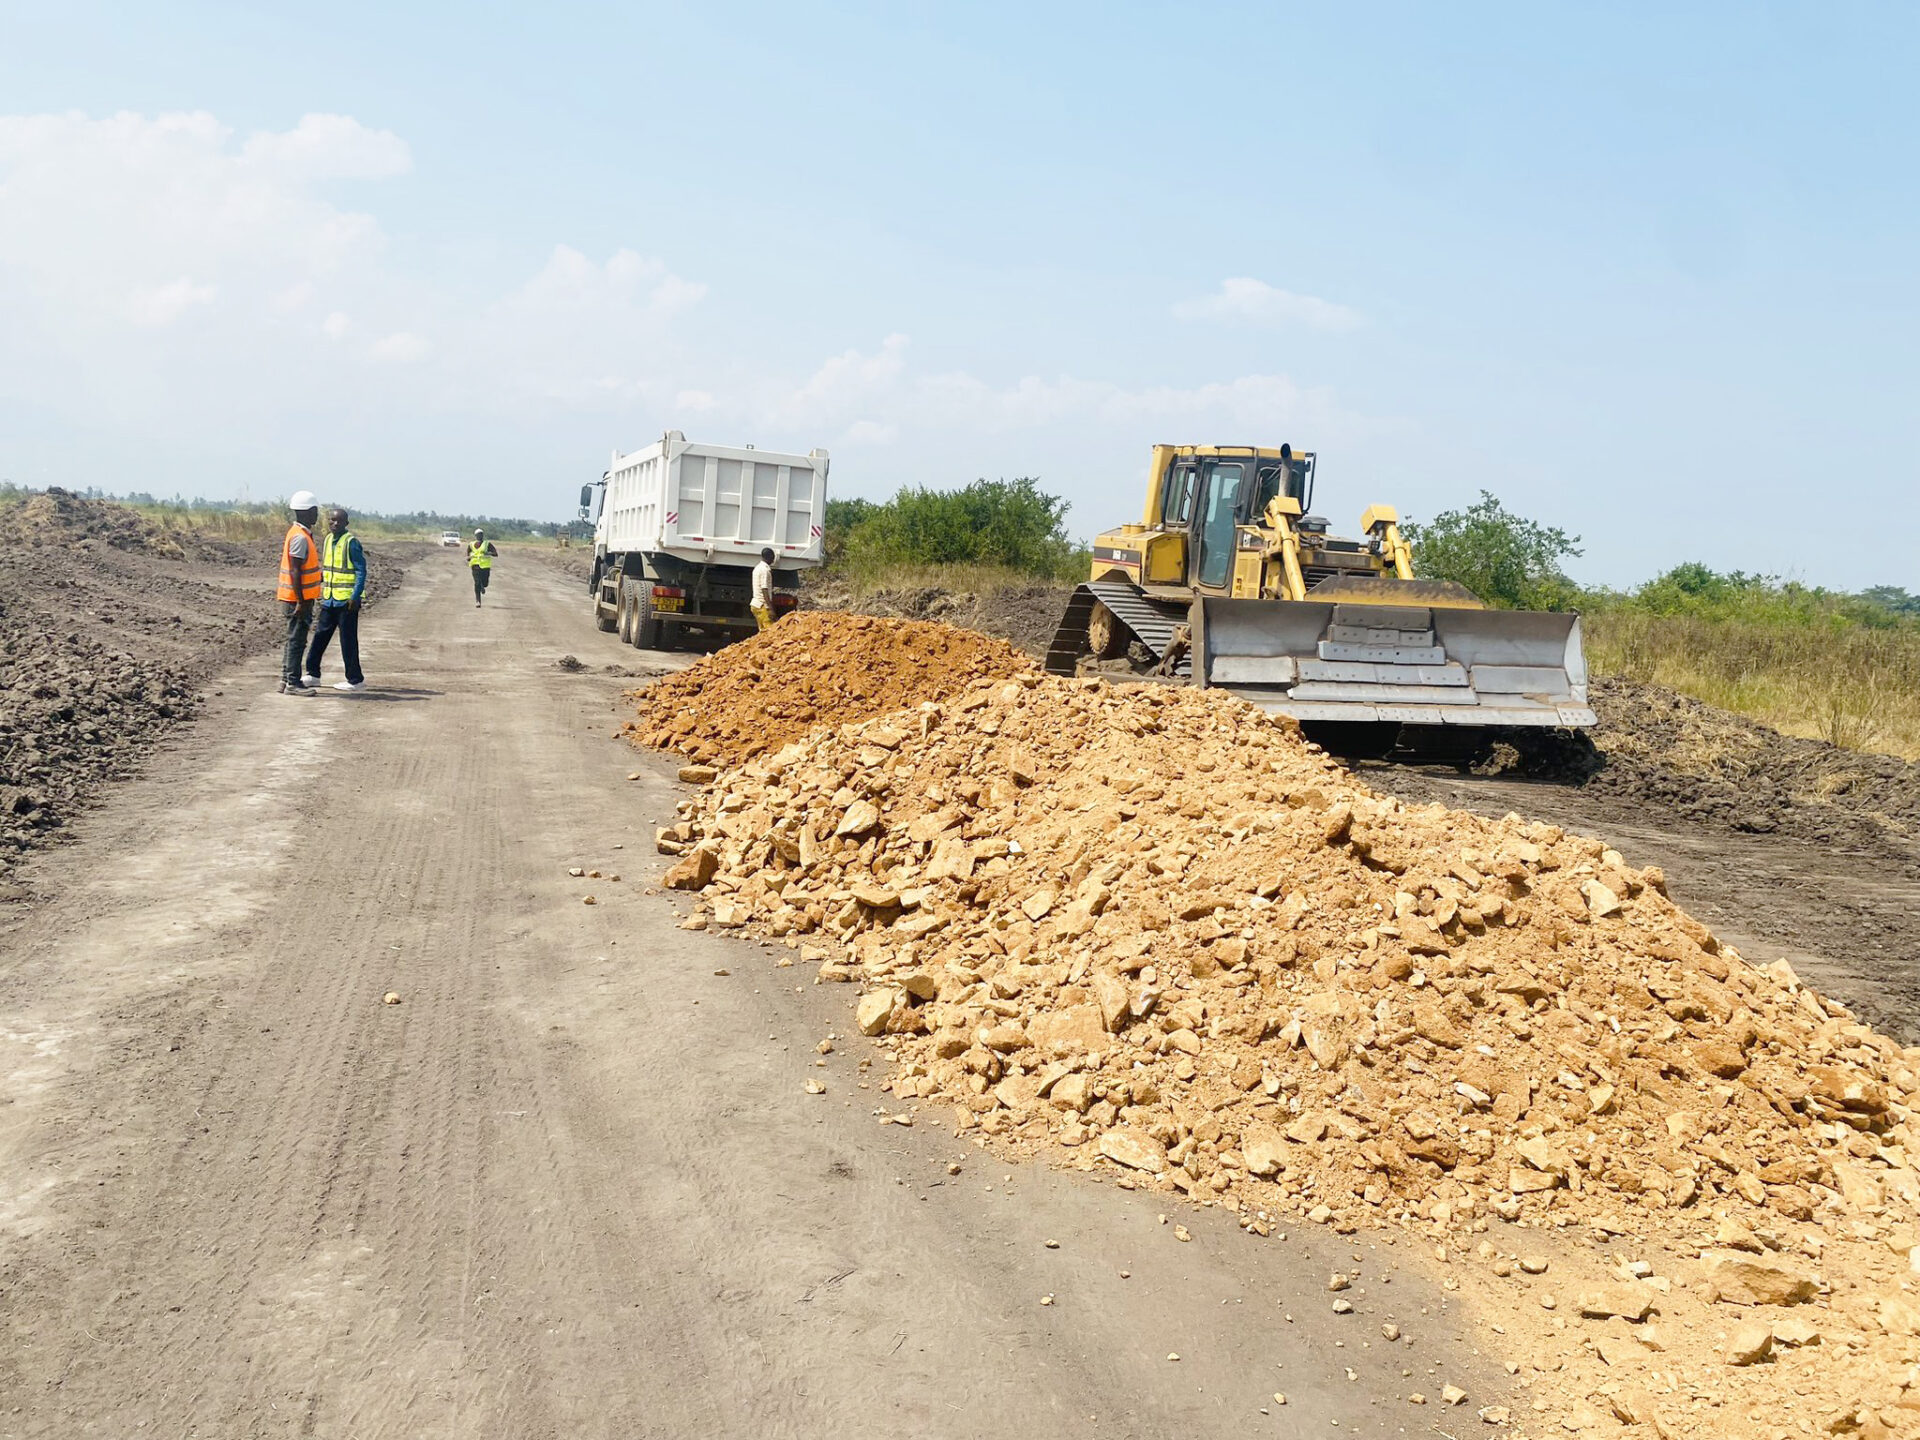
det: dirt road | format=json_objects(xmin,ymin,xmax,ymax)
[{"xmin": 0, "ymin": 556, "xmax": 1494, "ymax": 1438}]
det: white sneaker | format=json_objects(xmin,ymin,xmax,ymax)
[
  {"xmin": 334, "ymin": 680, "xmax": 367, "ymax": 692},
  {"xmin": 303, "ymin": 673, "xmax": 322, "ymax": 686}
]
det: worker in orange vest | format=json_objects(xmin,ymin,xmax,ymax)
[{"xmin": 278, "ymin": 491, "xmax": 323, "ymax": 695}]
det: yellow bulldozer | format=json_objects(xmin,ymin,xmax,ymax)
[{"xmin": 1044, "ymin": 443, "xmax": 1596, "ymax": 757}]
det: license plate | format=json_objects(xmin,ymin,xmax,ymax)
[{"xmin": 651, "ymin": 597, "xmax": 684, "ymax": 613}]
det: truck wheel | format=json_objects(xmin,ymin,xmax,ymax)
[
  {"xmin": 633, "ymin": 584, "xmax": 661, "ymax": 649},
  {"xmin": 616, "ymin": 579, "xmax": 636, "ymax": 643},
  {"xmin": 594, "ymin": 581, "xmax": 618, "ymax": 633}
]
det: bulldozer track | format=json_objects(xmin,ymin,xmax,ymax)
[{"xmin": 1044, "ymin": 582, "xmax": 1191, "ymax": 677}]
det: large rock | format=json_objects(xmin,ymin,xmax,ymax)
[
  {"xmin": 662, "ymin": 847, "xmax": 719, "ymax": 890},
  {"xmin": 835, "ymin": 800, "xmax": 881, "ymax": 838},
  {"xmin": 1027, "ymin": 1005, "xmax": 1106, "ymax": 1055},
  {"xmin": 1576, "ymin": 1287, "xmax": 1654, "ymax": 1322},
  {"xmin": 1808, "ymin": 1065, "xmax": 1889, "ymax": 1115},
  {"xmin": 1701, "ymin": 1251, "xmax": 1817, "ymax": 1307},
  {"xmin": 1092, "ymin": 974, "xmax": 1131, "ymax": 1034},
  {"xmin": 856, "ymin": 988, "xmax": 903, "ymax": 1036},
  {"xmin": 1098, "ymin": 1127, "xmax": 1168, "ymax": 1174},
  {"xmin": 1242, "ymin": 1127, "xmax": 1288, "ymax": 1178}
]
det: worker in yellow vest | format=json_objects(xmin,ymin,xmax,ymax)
[
  {"xmin": 468, "ymin": 528, "xmax": 498, "ymax": 606},
  {"xmin": 276, "ymin": 491, "xmax": 322, "ymax": 695},
  {"xmin": 303, "ymin": 508, "xmax": 368, "ymax": 691}
]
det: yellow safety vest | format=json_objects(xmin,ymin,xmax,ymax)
[
  {"xmin": 467, "ymin": 542, "xmax": 493, "ymax": 570},
  {"xmin": 321, "ymin": 531, "xmax": 358, "ymax": 603}
]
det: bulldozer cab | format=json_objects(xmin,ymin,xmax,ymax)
[{"xmin": 1151, "ymin": 446, "xmax": 1314, "ymax": 594}]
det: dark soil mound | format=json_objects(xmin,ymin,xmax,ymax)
[
  {"xmin": 1575, "ymin": 675, "xmax": 1920, "ymax": 862},
  {"xmin": 0, "ymin": 492, "xmax": 420, "ymax": 882}
]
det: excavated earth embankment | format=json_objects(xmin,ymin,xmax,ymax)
[
  {"xmin": 0, "ymin": 490, "xmax": 416, "ymax": 883},
  {"xmin": 631, "ymin": 613, "xmax": 1920, "ymax": 1440}
]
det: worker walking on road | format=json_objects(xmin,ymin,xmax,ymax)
[
  {"xmin": 751, "ymin": 546, "xmax": 776, "ymax": 631},
  {"xmin": 303, "ymin": 508, "xmax": 368, "ymax": 691},
  {"xmin": 277, "ymin": 491, "xmax": 323, "ymax": 695},
  {"xmin": 468, "ymin": 528, "xmax": 498, "ymax": 607}
]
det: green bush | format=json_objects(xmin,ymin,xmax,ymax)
[
  {"xmin": 1402, "ymin": 491, "xmax": 1583, "ymax": 610},
  {"xmin": 833, "ymin": 477, "xmax": 1081, "ymax": 582}
]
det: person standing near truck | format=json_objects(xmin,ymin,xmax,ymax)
[
  {"xmin": 277, "ymin": 491, "xmax": 322, "ymax": 695},
  {"xmin": 468, "ymin": 528, "xmax": 498, "ymax": 606},
  {"xmin": 303, "ymin": 508, "xmax": 367, "ymax": 691},
  {"xmin": 751, "ymin": 546, "xmax": 775, "ymax": 631}
]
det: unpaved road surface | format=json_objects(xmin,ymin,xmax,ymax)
[{"xmin": 0, "ymin": 556, "xmax": 1493, "ymax": 1438}]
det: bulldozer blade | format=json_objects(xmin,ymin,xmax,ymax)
[{"xmin": 1191, "ymin": 595, "xmax": 1596, "ymax": 728}]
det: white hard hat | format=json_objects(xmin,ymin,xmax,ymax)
[{"xmin": 289, "ymin": 490, "xmax": 319, "ymax": 512}]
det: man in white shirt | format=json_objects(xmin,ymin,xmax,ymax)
[{"xmin": 750, "ymin": 547, "xmax": 776, "ymax": 631}]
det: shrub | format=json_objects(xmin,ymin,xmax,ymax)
[
  {"xmin": 834, "ymin": 477, "xmax": 1080, "ymax": 581},
  {"xmin": 1402, "ymin": 491, "xmax": 1583, "ymax": 611}
]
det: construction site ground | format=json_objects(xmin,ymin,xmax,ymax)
[
  {"xmin": 0, "ymin": 552, "xmax": 1502, "ymax": 1438},
  {"xmin": 4, "ymin": 536, "xmax": 1919, "ymax": 1436}
]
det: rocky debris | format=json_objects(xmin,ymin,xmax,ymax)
[
  {"xmin": 632, "ymin": 613, "xmax": 1920, "ymax": 1440},
  {"xmin": 626, "ymin": 610, "xmax": 1030, "ymax": 767}
]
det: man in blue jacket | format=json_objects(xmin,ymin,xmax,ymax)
[{"xmin": 303, "ymin": 507, "xmax": 369, "ymax": 691}]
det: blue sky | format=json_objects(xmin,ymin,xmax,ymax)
[{"xmin": 2, "ymin": 2, "xmax": 1914, "ymax": 588}]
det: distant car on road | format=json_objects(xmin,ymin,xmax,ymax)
[{"xmin": 439, "ymin": 531, "xmax": 461, "ymax": 547}]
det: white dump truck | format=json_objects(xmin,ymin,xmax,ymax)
[{"xmin": 583, "ymin": 431, "xmax": 830, "ymax": 648}]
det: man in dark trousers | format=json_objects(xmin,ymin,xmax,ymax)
[
  {"xmin": 277, "ymin": 491, "xmax": 322, "ymax": 695},
  {"xmin": 304, "ymin": 507, "xmax": 367, "ymax": 691},
  {"xmin": 468, "ymin": 528, "xmax": 498, "ymax": 606}
]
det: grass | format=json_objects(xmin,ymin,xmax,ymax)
[
  {"xmin": 1583, "ymin": 609, "xmax": 1920, "ymax": 760},
  {"xmin": 123, "ymin": 502, "xmax": 474, "ymax": 543}
]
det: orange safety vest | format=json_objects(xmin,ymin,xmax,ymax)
[{"xmin": 277, "ymin": 523, "xmax": 321, "ymax": 603}]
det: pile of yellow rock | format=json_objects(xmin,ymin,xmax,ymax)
[{"xmin": 642, "ymin": 621, "xmax": 1920, "ymax": 1438}]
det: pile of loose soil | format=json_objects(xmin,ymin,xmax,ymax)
[
  {"xmin": 1575, "ymin": 677, "xmax": 1920, "ymax": 865},
  {"xmin": 0, "ymin": 486, "xmax": 257, "ymax": 566},
  {"xmin": 801, "ymin": 575, "xmax": 1067, "ymax": 660},
  {"xmin": 625, "ymin": 610, "xmax": 1031, "ymax": 765},
  {"xmin": 640, "ymin": 623, "xmax": 1920, "ymax": 1438},
  {"xmin": 0, "ymin": 492, "xmax": 415, "ymax": 881}
]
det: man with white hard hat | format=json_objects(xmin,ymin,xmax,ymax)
[{"xmin": 277, "ymin": 491, "xmax": 322, "ymax": 695}]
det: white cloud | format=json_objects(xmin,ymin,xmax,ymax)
[
  {"xmin": 760, "ymin": 334, "xmax": 1337, "ymax": 439},
  {"xmin": 506, "ymin": 245, "xmax": 705, "ymax": 316},
  {"xmin": 1172, "ymin": 278, "xmax": 1362, "ymax": 333},
  {"xmin": 237, "ymin": 112, "xmax": 411, "ymax": 181},
  {"xmin": 128, "ymin": 278, "xmax": 216, "ymax": 326},
  {"xmin": 367, "ymin": 330, "xmax": 430, "ymax": 363},
  {"xmin": 0, "ymin": 107, "xmax": 1372, "ymax": 522},
  {"xmin": 272, "ymin": 280, "xmax": 315, "ymax": 313},
  {"xmin": 0, "ymin": 111, "xmax": 401, "ymax": 317}
]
